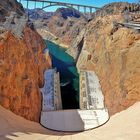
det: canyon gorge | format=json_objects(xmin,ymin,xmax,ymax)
[
  {"xmin": 0, "ymin": 0, "xmax": 140, "ymax": 139},
  {"xmin": 30, "ymin": 2, "xmax": 140, "ymax": 115}
]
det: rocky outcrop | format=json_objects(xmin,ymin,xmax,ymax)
[
  {"xmin": 26, "ymin": 8, "xmax": 54, "ymax": 20},
  {"xmin": 69, "ymin": 2, "xmax": 140, "ymax": 115},
  {"xmin": 36, "ymin": 28, "xmax": 68, "ymax": 48},
  {"xmin": 67, "ymin": 2, "xmax": 140, "ymax": 58},
  {"xmin": 0, "ymin": 0, "xmax": 51, "ymax": 122},
  {"xmin": 0, "ymin": 26, "xmax": 51, "ymax": 122},
  {"xmin": 30, "ymin": 8, "xmax": 88, "ymax": 47},
  {"xmin": 92, "ymin": 2, "xmax": 140, "ymax": 19},
  {"xmin": 0, "ymin": 0, "xmax": 24, "ymax": 22},
  {"xmin": 66, "ymin": 28, "xmax": 86, "ymax": 59}
]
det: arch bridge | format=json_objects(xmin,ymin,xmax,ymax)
[{"xmin": 18, "ymin": 0, "xmax": 100, "ymax": 14}]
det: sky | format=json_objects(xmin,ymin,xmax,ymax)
[{"xmin": 18, "ymin": 0, "xmax": 139, "ymax": 12}]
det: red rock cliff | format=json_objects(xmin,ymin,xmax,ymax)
[{"xmin": 0, "ymin": 26, "xmax": 51, "ymax": 122}]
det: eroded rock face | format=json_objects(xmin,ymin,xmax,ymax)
[
  {"xmin": 31, "ymin": 8, "xmax": 88, "ymax": 47},
  {"xmin": 68, "ymin": 2, "xmax": 140, "ymax": 115},
  {"xmin": 0, "ymin": 0, "xmax": 24, "ymax": 22},
  {"xmin": 66, "ymin": 28, "xmax": 86, "ymax": 60},
  {"xmin": 92, "ymin": 2, "xmax": 140, "ymax": 19},
  {"xmin": 76, "ymin": 14, "xmax": 140, "ymax": 115},
  {"xmin": 0, "ymin": 0, "xmax": 52, "ymax": 122},
  {"xmin": 0, "ymin": 27, "xmax": 51, "ymax": 122}
]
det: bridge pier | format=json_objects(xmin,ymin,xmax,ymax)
[
  {"xmin": 71, "ymin": 4, "xmax": 73, "ymax": 8},
  {"xmin": 77, "ymin": 5, "xmax": 80, "ymax": 11},
  {"xmin": 42, "ymin": 2, "xmax": 45, "ymax": 8},
  {"xmin": 26, "ymin": 0, "xmax": 29, "ymax": 9},
  {"xmin": 84, "ymin": 6, "xmax": 86, "ymax": 13},
  {"xmin": 34, "ymin": 0, "xmax": 36, "ymax": 9},
  {"xmin": 90, "ymin": 7, "xmax": 92, "ymax": 14},
  {"xmin": 26, "ymin": 0, "xmax": 29, "ymax": 21}
]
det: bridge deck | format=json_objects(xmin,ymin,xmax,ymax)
[{"xmin": 22, "ymin": 0, "xmax": 100, "ymax": 10}]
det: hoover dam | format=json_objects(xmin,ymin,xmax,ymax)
[
  {"xmin": 0, "ymin": 0, "xmax": 140, "ymax": 139},
  {"xmin": 38, "ymin": 41, "xmax": 109, "ymax": 131}
]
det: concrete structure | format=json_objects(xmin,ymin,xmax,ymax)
[
  {"xmin": 40, "ymin": 69, "xmax": 62, "ymax": 111},
  {"xmin": 41, "ymin": 109, "xmax": 109, "ymax": 131},
  {"xmin": 40, "ymin": 70, "xmax": 109, "ymax": 132},
  {"xmin": 80, "ymin": 71, "xmax": 105, "ymax": 110}
]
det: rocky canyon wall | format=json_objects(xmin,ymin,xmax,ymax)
[
  {"xmin": 0, "ymin": 0, "xmax": 51, "ymax": 122},
  {"xmin": 31, "ymin": 8, "xmax": 88, "ymax": 47},
  {"xmin": 0, "ymin": 26, "xmax": 51, "ymax": 122},
  {"xmin": 72, "ymin": 3, "xmax": 140, "ymax": 115}
]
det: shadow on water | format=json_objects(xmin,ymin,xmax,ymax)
[
  {"xmin": 61, "ymin": 84, "xmax": 79, "ymax": 109},
  {"xmin": 46, "ymin": 41, "xmax": 79, "ymax": 109},
  {"xmin": 50, "ymin": 53, "xmax": 79, "ymax": 109}
]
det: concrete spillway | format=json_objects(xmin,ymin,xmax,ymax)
[{"xmin": 40, "ymin": 69, "xmax": 109, "ymax": 131}]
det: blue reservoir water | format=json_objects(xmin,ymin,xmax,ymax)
[{"xmin": 46, "ymin": 40, "xmax": 79, "ymax": 109}]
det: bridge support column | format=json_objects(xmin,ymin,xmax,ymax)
[
  {"xmin": 90, "ymin": 8, "xmax": 92, "ymax": 14},
  {"xmin": 77, "ymin": 5, "xmax": 80, "ymax": 11},
  {"xmin": 42, "ymin": 2, "xmax": 45, "ymax": 8},
  {"xmin": 71, "ymin": 4, "xmax": 73, "ymax": 8},
  {"xmin": 50, "ymin": 2, "xmax": 52, "ymax": 6},
  {"xmin": 34, "ymin": 0, "xmax": 36, "ymax": 9},
  {"xmin": 26, "ymin": 0, "xmax": 29, "ymax": 21},
  {"xmin": 84, "ymin": 6, "xmax": 86, "ymax": 13},
  {"xmin": 26, "ymin": 0, "xmax": 29, "ymax": 9}
]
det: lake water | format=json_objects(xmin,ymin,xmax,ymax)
[{"xmin": 46, "ymin": 40, "xmax": 79, "ymax": 109}]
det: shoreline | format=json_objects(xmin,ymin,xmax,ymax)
[
  {"xmin": 37, "ymin": 29, "xmax": 69, "ymax": 49},
  {"xmin": 46, "ymin": 41, "xmax": 79, "ymax": 109},
  {"xmin": 51, "ymin": 39, "xmax": 69, "ymax": 49}
]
